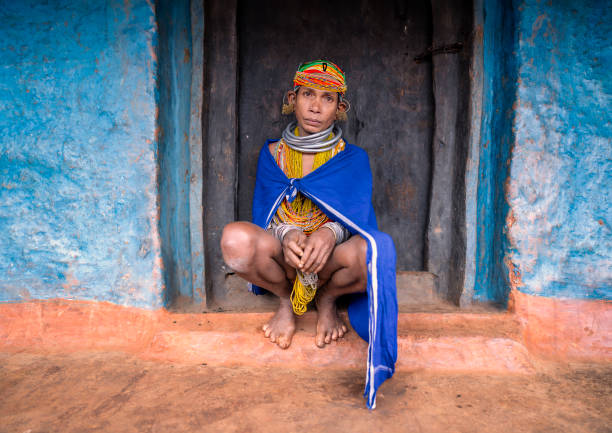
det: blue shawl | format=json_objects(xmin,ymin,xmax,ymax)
[{"xmin": 251, "ymin": 139, "xmax": 398, "ymax": 409}]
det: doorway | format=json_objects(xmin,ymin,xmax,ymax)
[
  {"xmin": 201, "ymin": 0, "xmax": 473, "ymax": 310},
  {"xmin": 237, "ymin": 0, "xmax": 433, "ymax": 273}
]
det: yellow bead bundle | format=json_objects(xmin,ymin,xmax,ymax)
[{"xmin": 273, "ymin": 135, "xmax": 344, "ymax": 314}]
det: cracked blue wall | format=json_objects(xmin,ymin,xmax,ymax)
[
  {"xmin": 506, "ymin": 0, "xmax": 612, "ymax": 300},
  {"xmin": 1, "ymin": 0, "xmax": 609, "ymax": 309},
  {"xmin": 0, "ymin": 0, "xmax": 164, "ymax": 308},
  {"xmin": 469, "ymin": 0, "xmax": 610, "ymax": 303},
  {"xmin": 471, "ymin": 0, "xmax": 517, "ymax": 304},
  {"xmin": 157, "ymin": 0, "xmax": 197, "ymax": 305}
]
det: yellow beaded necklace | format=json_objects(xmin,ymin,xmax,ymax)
[{"xmin": 273, "ymin": 128, "xmax": 345, "ymax": 314}]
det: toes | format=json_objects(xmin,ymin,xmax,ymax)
[
  {"xmin": 316, "ymin": 332, "xmax": 326, "ymax": 348},
  {"xmin": 331, "ymin": 328, "xmax": 339, "ymax": 341},
  {"xmin": 264, "ymin": 328, "xmax": 272, "ymax": 338},
  {"xmin": 262, "ymin": 323, "xmax": 269, "ymax": 332},
  {"xmin": 338, "ymin": 322, "xmax": 347, "ymax": 337},
  {"xmin": 278, "ymin": 335, "xmax": 291, "ymax": 349},
  {"xmin": 324, "ymin": 332, "xmax": 332, "ymax": 344}
]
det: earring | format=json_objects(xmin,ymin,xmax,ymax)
[
  {"xmin": 342, "ymin": 99, "xmax": 351, "ymax": 113},
  {"xmin": 281, "ymin": 93, "xmax": 294, "ymax": 115},
  {"xmin": 335, "ymin": 97, "xmax": 350, "ymax": 121},
  {"xmin": 282, "ymin": 103, "xmax": 295, "ymax": 115}
]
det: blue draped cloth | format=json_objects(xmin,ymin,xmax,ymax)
[{"xmin": 251, "ymin": 139, "xmax": 398, "ymax": 409}]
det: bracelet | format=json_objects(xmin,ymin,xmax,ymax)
[
  {"xmin": 322, "ymin": 221, "xmax": 348, "ymax": 245},
  {"xmin": 273, "ymin": 223, "xmax": 301, "ymax": 242},
  {"xmin": 322, "ymin": 224, "xmax": 337, "ymax": 243}
]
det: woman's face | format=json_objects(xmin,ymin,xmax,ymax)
[{"xmin": 288, "ymin": 87, "xmax": 345, "ymax": 135}]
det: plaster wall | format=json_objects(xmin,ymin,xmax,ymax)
[
  {"xmin": 157, "ymin": 0, "xmax": 192, "ymax": 304},
  {"xmin": 0, "ymin": 0, "xmax": 164, "ymax": 308},
  {"xmin": 157, "ymin": 0, "xmax": 206, "ymax": 306},
  {"xmin": 464, "ymin": 0, "xmax": 517, "ymax": 304},
  {"xmin": 507, "ymin": 0, "xmax": 611, "ymax": 300},
  {"xmin": 2, "ymin": 0, "xmax": 610, "ymax": 311}
]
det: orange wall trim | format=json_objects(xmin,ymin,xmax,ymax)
[
  {"xmin": 1, "ymin": 296, "xmax": 610, "ymax": 366},
  {"xmin": 511, "ymin": 290, "xmax": 612, "ymax": 362},
  {"xmin": 0, "ymin": 300, "xmax": 165, "ymax": 354},
  {"xmin": 0, "ymin": 300, "xmax": 368, "ymax": 368}
]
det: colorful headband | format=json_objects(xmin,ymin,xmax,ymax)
[{"xmin": 293, "ymin": 60, "xmax": 347, "ymax": 95}]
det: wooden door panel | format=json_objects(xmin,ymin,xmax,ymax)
[{"xmin": 237, "ymin": 0, "xmax": 433, "ymax": 271}]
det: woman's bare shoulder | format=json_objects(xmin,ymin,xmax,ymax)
[{"xmin": 268, "ymin": 140, "xmax": 280, "ymax": 155}]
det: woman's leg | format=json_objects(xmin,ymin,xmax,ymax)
[
  {"xmin": 314, "ymin": 235, "xmax": 368, "ymax": 347},
  {"xmin": 220, "ymin": 222, "xmax": 297, "ymax": 349}
]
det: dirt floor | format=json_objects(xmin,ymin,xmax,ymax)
[{"xmin": 1, "ymin": 352, "xmax": 610, "ymax": 433}]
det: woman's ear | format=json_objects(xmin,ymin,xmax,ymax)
[
  {"xmin": 287, "ymin": 90, "xmax": 297, "ymax": 104},
  {"xmin": 281, "ymin": 90, "xmax": 296, "ymax": 115},
  {"xmin": 282, "ymin": 90, "xmax": 297, "ymax": 115},
  {"xmin": 335, "ymin": 99, "xmax": 349, "ymax": 121}
]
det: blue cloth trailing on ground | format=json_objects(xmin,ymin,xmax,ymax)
[{"xmin": 251, "ymin": 139, "xmax": 398, "ymax": 409}]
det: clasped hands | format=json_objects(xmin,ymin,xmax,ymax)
[{"xmin": 282, "ymin": 227, "xmax": 335, "ymax": 274}]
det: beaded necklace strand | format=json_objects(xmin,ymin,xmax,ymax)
[{"xmin": 273, "ymin": 131, "xmax": 345, "ymax": 314}]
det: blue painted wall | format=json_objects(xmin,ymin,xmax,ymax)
[
  {"xmin": 0, "ymin": 0, "xmax": 164, "ymax": 308},
  {"xmin": 506, "ymin": 0, "xmax": 612, "ymax": 300},
  {"xmin": 471, "ymin": 0, "xmax": 518, "ymax": 304},
  {"xmin": 157, "ymin": 0, "xmax": 197, "ymax": 305},
  {"xmin": 1, "ymin": 0, "xmax": 609, "ymax": 309},
  {"xmin": 469, "ymin": 0, "xmax": 611, "ymax": 303}
]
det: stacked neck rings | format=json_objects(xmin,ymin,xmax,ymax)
[{"xmin": 281, "ymin": 121, "xmax": 343, "ymax": 153}]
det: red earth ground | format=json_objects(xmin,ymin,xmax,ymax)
[{"xmin": 1, "ymin": 351, "xmax": 610, "ymax": 433}]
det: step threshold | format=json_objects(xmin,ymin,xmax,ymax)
[{"xmin": 0, "ymin": 301, "xmax": 534, "ymax": 374}]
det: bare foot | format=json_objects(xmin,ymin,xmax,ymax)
[
  {"xmin": 315, "ymin": 296, "xmax": 348, "ymax": 348},
  {"xmin": 262, "ymin": 298, "xmax": 296, "ymax": 349}
]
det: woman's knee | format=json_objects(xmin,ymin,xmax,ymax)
[
  {"xmin": 348, "ymin": 236, "xmax": 368, "ymax": 283},
  {"xmin": 328, "ymin": 235, "xmax": 368, "ymax": 284},
  {"xmin": 354, "ymin": 235, "xmax": 368, "ymax": 262},
  {"xmin": 341, "ymin": 235, "xmax": 367, "ymax": 267},
  {"xmin": 220, "ymin": 222, "xmax": 257, "ymax": 272}
]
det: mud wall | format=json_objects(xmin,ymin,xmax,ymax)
[
  {"xmin": 463, "ymin": 0, "xmax": 517, "ymax": 305},
  {"xmin": 157, "ymin": 0, "xmax": 205, "ymax": 306},
  {"xmin": 507, "ymin": 0, "xmax": 611, "ymax": 300},
  {"xmin": 1, "ymin": 0, "xmax": 609, "ymax": 310},
  {"xmin": 465, "ymin": 0, "xmax": 610, "ymax": 304},
  {"xmin": 0, "ymin": 0, "xmax": 164, "ymax": 308}
]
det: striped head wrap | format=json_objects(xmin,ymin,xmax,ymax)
[{"xmin": 293, "ymin": 60, "xmax": 347, "ymax": 95}]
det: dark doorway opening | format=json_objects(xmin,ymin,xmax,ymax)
[
  {"xmin": 201, "ymin": 0, "xmax": 473, "ymax": 311},
  {"xmin": 237, "ymin": 0, "xmax": 433, "ymax": 272}
]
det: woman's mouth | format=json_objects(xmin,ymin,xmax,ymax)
[{"xmin": 304, "ymin": 119, "xmax": 321, "ymax": 126}]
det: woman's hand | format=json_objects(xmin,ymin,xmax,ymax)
[
  {"xmin": 282, "ymin": 229, "xmax": 307, "ymax": 269},
  {"xmin": 299, "ymin": 227, "xmax": 336, "ymax": 274}
]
